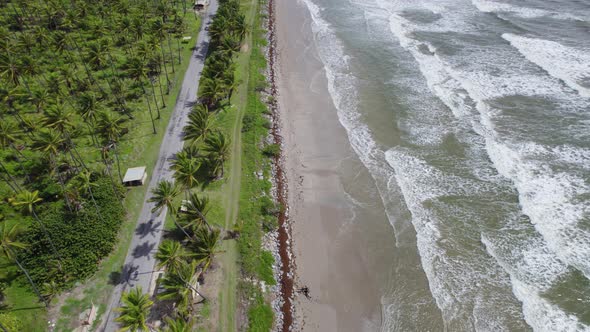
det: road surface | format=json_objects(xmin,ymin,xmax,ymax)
[{"xmin": 101, "ymin": 2, "xmax": 219, "ymax": 330}]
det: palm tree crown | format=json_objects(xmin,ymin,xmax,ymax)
[{"xmin": 115, "ymin": 287, "xmax": 153, "ymax": 332}]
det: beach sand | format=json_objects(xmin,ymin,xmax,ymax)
[
  {"xmin": 273, "ymin": 0, "xmax": 446, "ymax": 330},
  {"xmin": 275, "ymin": 0, "xmax": 383, "ymax": 330}
]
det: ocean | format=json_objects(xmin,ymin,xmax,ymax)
[{"xmin": 295, "ymin": 0, "xmax": 590, "ymax": 330}]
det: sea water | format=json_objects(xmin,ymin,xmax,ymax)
[{"xmin": 297, "ymin": 0, "xmax": 590, "ymax": 330}]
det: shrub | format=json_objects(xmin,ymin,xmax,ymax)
[
  {"xmin": 19, "ymin": 177, "xmax": 126, "ymax": 290},
  {"xmin": 242, "ymin": 113, "xmax": 257, "ymax": 132},
  {"xmin": 261, "ymin": 144, "xmax": 280, "ymax": 158},
  {"xmin": 0, "ymin": 313, "xmax": 22, "ymax": 331}
]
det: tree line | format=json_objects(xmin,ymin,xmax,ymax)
[{"xmin": 115, "ymin": 0, "xmax": 247, "ymax": 330}]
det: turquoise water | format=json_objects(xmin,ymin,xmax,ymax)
[{"xmin": 298, "ymin": 0, "xmax": 590, "ymax": 330}]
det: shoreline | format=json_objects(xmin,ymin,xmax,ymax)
[
  {"xmin": 273, "ymin": 0, "xmax": 390, "ymax": 330},
  {"xmin": 265, "ymin": 0, "xmax": 296, "ymax": 329}
]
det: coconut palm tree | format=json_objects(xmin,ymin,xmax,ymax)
[
  {"xmin": 204, "ymin": 130, "xmax": 230, "ymax": 178},
  {"xmin": 9, "ymin": 190, "xmax": 63, "ymax": 265},
  {"xmin": 158, "ymin": 261, "xmax": 205, "ymax": 312},
  {"xmin": 0, "ymin": 223, "xmax": 48, "ymax": 307},
  {"xmin": 126, "ymin": 56, "xmax": 157, "ymax": 133},
  {"xmin": 162, "ymin": 316, "xmax": 193, "ymax": 332},
  {"xmin": 41, "ymin": 280, "xmax": 60, "ymax": 303},
  {"xmin": 182, "ymin": 104, "xmax": 212, "ymax": 143},
  {"xmin": 96, "ymin": 111, "xmax": 126, "ymax": 144},
  {"xmin": 179, "ymin": 192, "xmax": 211, "ymax": 233},
  {"xmin": 31, "ymin": 128, "xmax": 65, "ymax": 167},
  {"xmin": 70, "ymin": 169, "xmax": 102, "ymax": 218},
  {"xmin": 148, "ymin": 180, "xmax": 191, "ymax": 239},
  {"xmin": 43, "ymin": 104, "xmax": 75, "ymax": 134},
  {"xmin": 115, "ymin": 287, "xmax": 153, "ymax": 332},
  {"xmin": 200, "ymin": 77, "xmax": 226, "ymax": 108},
  {"xmin": 190, "ymin": 227, "xmax": 220, "ymax": 275},
  {"xmin": 155, "ymin": 240, "xmax": 190, "ymax": 273},
  {"xmin": 171, "ymin": 155, "xmax": 200, "ymax": 197}
]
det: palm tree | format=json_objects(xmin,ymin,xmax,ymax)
[
  {"xmin": 182, "ymin": 104, "xmax": 212, "ymax": 144},
  {"xmin": 179, "ymin": 192, "xmax": 211, "ymax": 232},
  {"xmin": 96, "ymin": 111, "xmax": 126, "ymax": 144},
  {"xmin": 0, "ymin": 223, "xmax": 48, "ymax": 307},
  {"xmin": 0, "ymin": 119, "xmax": 21, "ymax": 149},
  {"xmin": 43, "ymin": 104, "xmax": 75, "ymax": 134},
  {"xmin": 31, "ymin": 129, "xmax": 65, "ymax": 166},
  {"xmin": 0, "ymin": 53, "xmax": 22, "ymax": 84},
  {"xmin": 158, "ymin": 261, "xmax": 205, "ymax": 313},
  {"xmin": 190, "ymin": 227, "xmax": 220, "ymax": 275},
  {"xmin": 115, "ymin": 287, "xmax": 153, "ymax": 332},
  {"xmin": 204, "ymin": 130, "xmax": 230, "ymax": 178},
  {"xmin": 171, "ymin": 155, "xmax": 200, "ymax": 196},
  {"xmin": 155, "ymin": 240, "xmax": 190, "ymax": 273},
  {"xmin": 148, "ymin": 180, "xmax": 191, "ymax": 239},
  {"xmin": 9, "ymin": 190, "xmax": 63, "ymax": 265},
  {"xmin": 29, "ymin": 85, "xmax": 50, "ymax": 113},
  {"xmin": 162, "ymin": 317, "xmax": 193, "ymax": 332},
  {"xmin": 126, "ymin": 56, "xmax": 157, "ymax": 133},
  {"xmin": 70, "ymin": 170, "xmax": 102, "ymax": 218},
  {"xmin": 200, "ymin": 77, "xmax": 226, "ymax": 108},
  {"xmin": 41, "ymin": 280, "xmax": 60, "ymax": 303}
]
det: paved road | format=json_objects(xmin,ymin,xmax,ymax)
[{"xmin": 101, "ymin": 3, "xmax": 219, "ymax": 331}]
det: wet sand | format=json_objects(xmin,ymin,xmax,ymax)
[{"xmin": 275, "ymin": 0, "xmax": 383, "ymax": 330}]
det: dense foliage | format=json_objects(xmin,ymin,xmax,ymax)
[
  {"xmin": 0, "ymin": 0, "xmax": 196, "ymax": 313},
  {"xmin": 19, "ymin": 177, "xmax": 125, "ymax": 289}
]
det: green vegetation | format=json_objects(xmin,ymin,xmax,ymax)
[
  {"xmin": 120, "ymin": 0, "xmax": 250, "ymax": 330},
  {"xmin": 234, "ymin": 0, "xmax": 277, "ymax": 329},
  {"xmin": 0, "ymin": 0, "xmax": 203, "ymax": 330},
  {"xmin": 115, "ymin": 287, "xmax": 153, "ymax": 332}
]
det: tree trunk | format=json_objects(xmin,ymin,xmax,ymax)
[
  {"xmin": 159, "ymin": 42, "xmax": 171, "ymax": 93},
  {"xmin": 32, "ymin": 208, "xmax": 64, "ymax": 267},
  {"xmin": 167, "ymin": 35, "xmax": 176, "ymax": 73},
  {"xmin": 169, "ymin": 207, "xmax": 193, "ymax": 239},
  {"xmin": 0, "ymin": 160, "xmax": 21, "ymax": 192},
  {"xmin": 113, "ymin": 144, "xmax": 123, "ymax": 183},
  {"xmin": 157, "ymin": 75, "xmax": 166, "ymax": 107},
  {"xmin": 149, "ymin": 78, "xmax": 161, "ymax": 119},
  {"xmin": 142, "ymin": 85, "xmax": 157, "ymax": 134},
  {"xmin": 13, "ymin": 256, "xmax": 49, "ymax": 307}
]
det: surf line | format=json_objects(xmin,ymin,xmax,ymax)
[{"xmin": 266, "ymin": 0, "xmax": 295, "ymax": 330}]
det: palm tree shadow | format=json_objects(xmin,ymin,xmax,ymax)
[
  {"xmin": 184, "ymin": 100, "xmax": 199, "ymax": 109},
  {"xmin": 6, "ymin": 305, "xmax": 45, "ymax": 312},
  {"xmin": 135, "ymin": 219, "xmax": 162, "ymax": 239},
  {"xmin": 132, "ymin": 241, "xmax": 156, "ymax": 259},
  {"xmin": 109, "ymin": 263, "xmax": 140, "ymax": 285},
  {"xmin": 193, "ymin": 40, "xmax": 210, "ymax": 61}
]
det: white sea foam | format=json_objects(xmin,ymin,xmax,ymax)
[
  {"xmin": 503, "ymin": 34, "xmax": 590, "ymax": 98},
  {"xmin": 471, "ymin": 0, "xmax": 586, "ymax": 21},
  {"xmin": 296, "ymin": 0, "xmax": 403, "ymax": 247},
  {"xmin": 482, "ymin": 236, "xmax": 588, "ymax": 331},
  {"xmin": 300, "ymin": 0, "xmax": 590, "ymax": 329},
  {"xmin": 298, "ymin": 0, "xmax": 520, "ymax": 328},
  {"xmin": 382, "ymin": 2, "xmax": 590, "ymax": 329}
]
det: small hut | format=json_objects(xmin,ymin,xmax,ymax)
[{"xmin": 122, "ymin": 166, "xmax": 147, "ymax": 186}]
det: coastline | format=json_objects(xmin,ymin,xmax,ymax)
[
  {"xmin": 274, "ymin": 0, "xmax": 388, "ymax": 330},
  {"xmin": 265, "ymin": 0, "xmax": 296, "ymax": 329}
]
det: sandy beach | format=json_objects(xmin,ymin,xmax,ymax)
[{"xmin": 275, "ymin": 0, "xmax": 384, "ymax": 330}]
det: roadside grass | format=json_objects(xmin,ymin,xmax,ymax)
[
  {"xmin": 49, "ymin": 13, "xmax": 203, "ymax": 332},
  {"xmin": 232, "ymin": 0, "xmax": 277, "ymax": 330}
]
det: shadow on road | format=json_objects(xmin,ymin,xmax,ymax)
[
  {"xmin": 135, "ymin": 220, "xmax": 162, "ymax": 239},
  {"xmin": 132, "ymin": 241, "xmax": 156, "ymax": 259}
]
